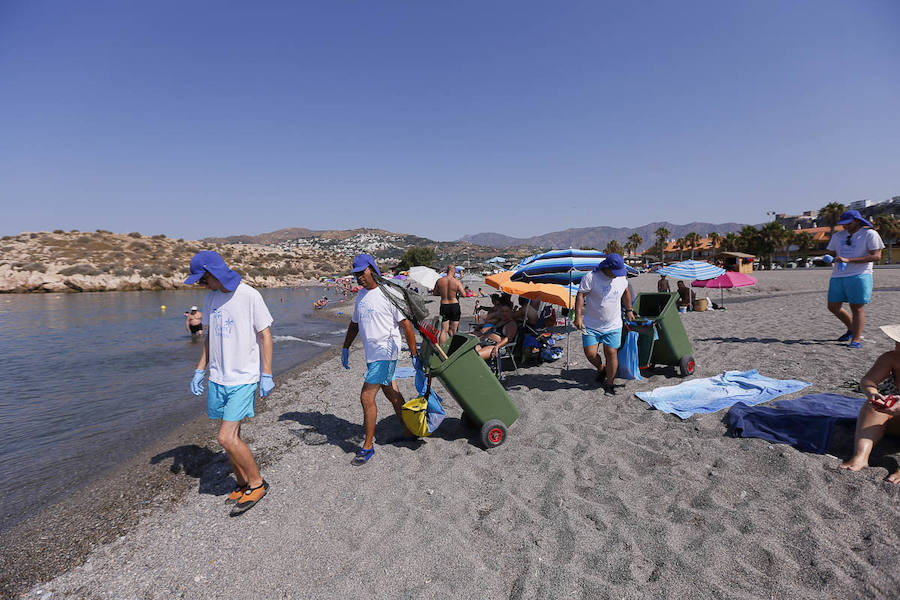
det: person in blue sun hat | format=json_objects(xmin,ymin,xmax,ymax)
[
  {"xmin": 574, "ymin": 253, "xmax": 633, "ymax": 396},
  {"xmin": 184, "ymin": 250, "xmax": 275, "ymax": 516},
  {"xmin": 341, "ymin": 254, "xmax": 419, "ymax": 466},
  {"xmin": 825, "ymin": 210, "xmax": 884, "ymax": 349}
]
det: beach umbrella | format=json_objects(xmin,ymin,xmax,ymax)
[
  {"xmin": 484, "ymin": 272, "xmax": 575, "ymax": 308},
  {"xmin": 656, "ymin": 260, "xmax": 725, "ymax": 281},
  {"xmin": 691, "ymin": 271, "xmax": 757, "ymax": 307},
  {"xmin": 392, "ymin": 274, "xmax": 408, "ymax": 280},
  {"xmin": 407, "ymin": 266, "xmax": 441, "ymax": 291}
]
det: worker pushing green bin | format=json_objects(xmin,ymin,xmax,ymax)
[
  {"xmin": 630, "ymin": 292, "xmax": 696, "ymax": 377},
  {"xmin": 421, "ymin": 333, "xmax": 519, "ymax": 448}
]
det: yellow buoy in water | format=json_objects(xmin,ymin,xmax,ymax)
[{"xmin": 161, "ymin": 305, "xmax": 166, "ymax": 311}]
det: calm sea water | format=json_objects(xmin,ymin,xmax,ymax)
[{"xmin": 0, "ymin": 287, "xmax": 346, "ymax": 533}]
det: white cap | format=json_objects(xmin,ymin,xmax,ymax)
[
  {"xmin": 880, "ymin": 325, "xmax": 900, "ymax": 343},
  {"xmin": 190, "ymin": 306, "xmax": 198, "ymax": 311}
]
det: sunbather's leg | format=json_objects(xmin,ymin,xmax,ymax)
[{"xmin": 840, "ymin": 402, "xmax": 894, "ymax": 471}]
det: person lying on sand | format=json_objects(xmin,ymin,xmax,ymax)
[{"xmin": 840, "ymin": 324, "xmax": 900, "ymax": 483}]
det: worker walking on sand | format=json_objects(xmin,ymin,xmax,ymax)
[
  {"xmin": 341, "ymin": 254, "xmax": 419, "ymax": 466},
  {"xmin": 574, "ymin": 254, "xmax": 633, "ymax": 396},
  {"xmin": 185, "ymin": 250, "xmax": 275, "ymax": 517},
  {"xmin": 826, "ymin": 210, "xmax": 884, "ymax": 348},
  {"xmin": 433, "ymin": 264, "xmax": 465, "ymax": 345}
]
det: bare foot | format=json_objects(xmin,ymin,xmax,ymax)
[
  {"xmin": 886, "ymin": 470, "xmax": 900, "ymax": 484},
  {"xmin": 839, "ymin": 457, "xmax": 868, "ymax": 471}
]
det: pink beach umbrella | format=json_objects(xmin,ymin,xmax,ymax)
[{"xmin": 691, "ymin": 272, "xmax": 757, "ymax": 307}]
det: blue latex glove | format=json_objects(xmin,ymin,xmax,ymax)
[
  {"xmin": 341, "ymin": 348, "xmax": 350, "ymax": 370},
  {"xmin": 190, "ymin": 369, "xmax": 205, "ymax": 395},
  {"xmin": 259, "ymin": 373, "xmax": 274, "ymax": 397},
  {"xmin": 412, "ymin": 355, "xmax": 422, "ymax": 372}
]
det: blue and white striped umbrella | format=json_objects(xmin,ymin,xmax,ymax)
[
  {"xmin": 657, "ymin": 260, "xmax": 725, "ymax": 281},
  {"xmin": 511, "ymin": 248, "xmax": 637, "ymax": 285}
]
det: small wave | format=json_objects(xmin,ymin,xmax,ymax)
[{"xmin": 273, "ymin": 335, "xmax": 332, "ymax": 347}]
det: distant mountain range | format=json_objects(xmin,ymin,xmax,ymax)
[{"xmin": 458, "ymin": 221, "xmax": 748, "ymax": 250}]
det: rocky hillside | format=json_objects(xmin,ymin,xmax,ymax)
[{"xmin": 0, "ymin": 230, "xmax": 345, "ymax": 294}]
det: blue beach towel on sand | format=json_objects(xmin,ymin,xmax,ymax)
[
  {"xmin": 634, "ymin": 369, "xmax": 811, "ymax": 419},
  {"xmin": 726, "ymin": 394, "xmax": 865, "ymax": 454}
]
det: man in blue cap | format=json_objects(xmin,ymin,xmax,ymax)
[
  {"xmin": 574, "ymin": 253, "xmax": 633, "ymax": 395},
  {"xmin": 341, "ymin": 254, "xmax": 419, "ymax": 465},
  {"xmin": 826, "ymin": 210, "xmax": 884, "ymax": 348},
  {"xmin": 184, "ymin": 250, "xmax": 275, "ymax": 516}
]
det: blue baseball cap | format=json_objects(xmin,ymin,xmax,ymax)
[
  {"xmin": 351, "ymin": 253, "xmax": 381, "ymax": 276},
  {"xmin": 837, "ymin": 210, "xmax": 874, "ymax": 228},
  {"xmin": 184, "ymin": 250, "xmax": 242, "ymax": 291},
  {"xmin": 596, "ymin": 253, "xmax": 627, "ymax": 277}
]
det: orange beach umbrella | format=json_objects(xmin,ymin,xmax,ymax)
[{"xmin": 484, "ymin": 271, "xmax": 575, "ymax": 308}]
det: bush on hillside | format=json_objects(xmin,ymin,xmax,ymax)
[
  {"xmin": 59, "ymin": 264, "xmax": 102, "ymax": 276},
  {"xmin": 127, "ymin": 232, "xmax": 142, "ymax": 238},
  {"xmin": 20, "ymin": 262, "xmax": 47, "ymax": 273}
]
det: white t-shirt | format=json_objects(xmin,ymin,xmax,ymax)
[
  {"xmin": 578, "ymin": 270, "xmax": 628, "ymax": 332},
  {"xmin": 826, "ymin": 228, "xmax": 884, "ymax": 278},
  {"xmin": 202, "ymin": 282, "xmax": 274, "ymax": 386},
  {"xmin": 352, "ymin": 287, "xmax": 403, "ymax": 362}
]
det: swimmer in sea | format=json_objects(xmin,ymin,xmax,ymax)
[{"xmin": 185, "ymin": 306, "xmax": 203, "ymax": 338}]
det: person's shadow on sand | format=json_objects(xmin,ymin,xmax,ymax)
[
  {"xmin": 279, "ymin": 410, "xmax": 482, "ymax": 450},
  {"xmin": 696, "ymin": 336, "xmax": 833, "ymax": 346},
  {"xmin": 150, "ymin": 445, "xmax": 232, "ymax": 496}
]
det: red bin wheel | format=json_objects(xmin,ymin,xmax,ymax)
[
  {"xmin": 480, "ymin": 419, "xmax": 507, "ymax": 449},
  {"xmin": 679, "ymin": 355, "xmax": 695, "ymax": 377}
]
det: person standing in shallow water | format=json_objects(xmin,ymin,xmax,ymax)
[
  {"xmin": 185, "ymin": 250, "xmax": 275, "ymax": 517},
  {"xmin": 341, "ymin": 254, "xmax": 419, "ymax": 466},
  {"xmin": 185, "ymin": 306, "xmax": 203, "ymax": 337}
]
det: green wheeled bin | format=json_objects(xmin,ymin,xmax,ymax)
[
  {"xmin": 631, "ymin": 292, "xmax": 696, "ymax": 377},
  {"xmin": 421, "ymin": 333, "xmax": 519, "ymax": 449}
]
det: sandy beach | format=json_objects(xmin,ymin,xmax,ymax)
[{"xmin": 10, "ymin": 267, "xmax": 900, "ymax": 599}]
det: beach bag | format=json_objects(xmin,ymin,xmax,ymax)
[
  {"xmin": 541, "ymin": 346, "xmax": 563, "ymax": 362},
  {"xmin": 616, "ymin": 329, "xmax": 643, "ymax": 380},
  {"xmin": 401, "ymin": 362, "xmax": 446, "ymax": 437}
]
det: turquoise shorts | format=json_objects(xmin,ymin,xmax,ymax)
[
  {"xmin": 828, "ymin": 273, "xmax": 873, "ymax": 305},
  {"xmin": 582, "ymin": 327, "xmax": 622, "ymax": 349},
  {"xmin": 207, "ymin": 381, "xmax": 257, "ymax": 421},
  {"xmin": 365, "ymin": 360, "xmax": 398, "ymax": 386}
]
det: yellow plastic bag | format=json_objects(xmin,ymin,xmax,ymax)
[{"xmin": 401, "ymin": 396, "xmax": 432, "ymax": 437}]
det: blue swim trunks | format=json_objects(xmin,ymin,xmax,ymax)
[
  {"xmin": 828, "ymin": 273, "xmax": 873, "ymax": 305},
  {"xmin": 364, "ymin": 360, "xmax": 398, "ymax": 386},
  {"xmin": 582, "ymin": 327, "xmax": 622, "ymax": 349},
  {"xmin": 207, "ymin": 381, "xmax": 257, "ymax": 421}
]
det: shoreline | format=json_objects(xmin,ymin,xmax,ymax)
[{"xmin": 0, "ymin": 299, "xmax": 354, "ymax": 598}]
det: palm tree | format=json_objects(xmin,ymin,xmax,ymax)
[
  {"xmin": 708, "ymin": 232, "xmax": 721, "ymax": 253},
  {"xmin": 820, "ymin": 202, "xmax": 847, "ymax": 234},
  {"xmin": 759, "ymin": 222, "xmax": 787, "ymax": 266},
  {"xmin": 674, "ymin": 237, "xmax": 686, "ymax": 261},
  {"xmin": 604, "ymin": 239, "xmax": 624, "ymax": 255},
  {"xmin": 738, "ymin": 225, "xmax": 760, "ymax": 256},
  {"xmin": 627, "ymin": 233, "xmax": 643, "ymax": 257},
  {"xmin": 722, "ymin": 232, "xmax": 740, "ymax": 252},
  {"xmin": 684, "ymin": 232, "xmax": 701, "ymax": 259},
  {"xmin": 874, "ymin": 213, "xmax": 899, "ymax": 264},
  {"xmin": 654, "ymin": 227, "xmax": 670, "ymax": 261},
  {"xmin": 793, "ymin": 231, "xmax": 814, "ymax": 265}
]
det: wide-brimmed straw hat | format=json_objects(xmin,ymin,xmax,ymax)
[{"xmin": 879, "ymin": 325, "xmax": 900, "ymax": 343}]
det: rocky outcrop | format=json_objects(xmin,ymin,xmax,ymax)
[{"xmin": 0, "ymin": 230, "xmax": 345, "ymax": 294}]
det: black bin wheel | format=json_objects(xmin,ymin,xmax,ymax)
[
  {"xmin": 679, "ymin": 355, "xmax": 695, "ymax": 377},
  {"xmin": 480, "ymin": 419, "xmax": 507, "ymax": 449}
]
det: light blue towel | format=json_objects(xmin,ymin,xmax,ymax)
[{"xmin": 634, "ymin": 369, "xmax": 811, "ymax": 419}]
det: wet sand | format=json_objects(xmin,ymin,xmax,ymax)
[{"xmin": 10, "ymin": 268, "xmax": 900, "ymax": 599}]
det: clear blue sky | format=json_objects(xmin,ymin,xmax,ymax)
[{"xmin": 1, "ymin": 1, "xmax": 898, "ymax": 241}]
